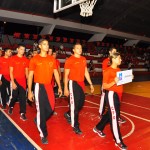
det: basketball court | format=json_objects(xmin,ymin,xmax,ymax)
[
  {"xmin": 0, "ymin": 81, "xmax": 150, "ymax": 150},
  {"xmin": 0, "ymin": 1, "xmax": 150, "ymax": 150}
]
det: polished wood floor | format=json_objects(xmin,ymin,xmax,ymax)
[
  {"xmin": 85, "ymin": 81, "xmax": 150, "ymax": 98},
  {"xmin": 1, "ymin": 81, "xmax": 150, "ymax": 150}
]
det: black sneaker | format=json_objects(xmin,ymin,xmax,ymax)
[
  {"xmin": 115, "ymin": 142, "xmax": 127, "ymax": 150},
  {"xmin": 41, "ymin": 137, "xmax": 48, "ymax": 144},
  {"xmin": 2, "ymin": 106, "xmax": 6, "ymax": 110},
  {"xmin": 64, "ymin": 112, "xmax": 71, "ymax": 124},
  {"xmin": 8, "ymin": 107, "xmax": 13, "ymax": 115},
  {"xmin": 118, "ymin": 117, "xmax": 126, "ymax": 124},
  {"xmin": 20, "ymin": 114, "xmax": 27, "ymax": 121},
  {"xmin": 73, "ymin": 126, "xmax": 82, "ymax": 135},
  {"xmin": 93, "ymin": 127, "xmax": 106, "ymax": 137}
]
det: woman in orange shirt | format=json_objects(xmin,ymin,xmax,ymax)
[{"xmin": 93, "ymin": 52, "xmax": 127, "ymax": 150}]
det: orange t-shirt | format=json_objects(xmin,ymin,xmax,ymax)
[
  {"xmin": 64, "ymin": 55, "xmax": 87, "ymax": 82},
  {"xmin": 9, "ymin": 55, "xmax": 29, "ymax": 79},
  {"xmin": 102, "ymin": 57, "xmax": 110, "ymax": 71},
  {"xmin": 103, "ymin": 66, "xmax": 123, "ymax": 93},
  {"xmin": 9, "ymin": 55, "xmax": 29, "ymax": 89},
  {"xmin": 0, "ymin": 57, "xmax": 11, "ymax": 81},
  {"xmin": 29, "ymin": 54, "xmax": 57, "ymax": 84}
]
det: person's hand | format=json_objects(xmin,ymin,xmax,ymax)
[
  {"xmin": 114, "ymin": 77, "xmax": 119, "ymax": 84},
  {"xmin": 28, "ymin": 91, "xmax": 34, "ymax": 102},
  {"xmin": 12, "ymin": 82, "xmax": 17, "ymax": 90},
  {"xmin": 64, "ymin": 88, "xmax": 70, "ymax": 97},
  {"xmin": 58, "ymin": 87, "xmax": 63, "ymax": 97},
  {"xmin": 90, "ymin": 84, "xmax": 94, "ymax": 94},
  {"xmin": 0, "ymin": 80, "xmax": 2, "ymax": 86}
]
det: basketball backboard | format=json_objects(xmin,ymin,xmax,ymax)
[{"xmin": 53, "ymin": 0, "xmax": 87, "ymax": 13}]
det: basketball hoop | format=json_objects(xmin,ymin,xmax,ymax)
[{"xmin": 79, "ymin": 0, "xmax": 97, "ymax": 17}]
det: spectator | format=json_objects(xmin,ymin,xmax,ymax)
[{"xmin": 89, "ymin": 60, "xmax": 96, "ymax": 77}]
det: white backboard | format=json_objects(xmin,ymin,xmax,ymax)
[{"xmin": 53, "ymin": 0, "xmax": 87, "ymax": 13}]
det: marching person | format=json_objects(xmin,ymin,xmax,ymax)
[
  {"xmin": 28, "ymin": 39, "xmax": 62, "ymax": 144},
  {"xmin": 64, "ymin": 43, "xmax": 94, "ymax": 135},
  {"xmin": 93, "ymin": 52, "xmax": 128, "ymax": 150},
  {"xmin": 99, "ymin": 47, "xmax": 126, "ymax": 124},
  {"xmin": 0, "ymin": 48, "xmax": 12, "ymax": 109},
  {"xmin": 8, "ymin": 44, "xmax": 29, "ymax": 121},
  {"xmin": 99, "ymin": 47, "xmax": 117, "ymax": 116}
]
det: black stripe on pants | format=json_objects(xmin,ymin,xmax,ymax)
[
  {"xmin": 69, "ymin": 80, "xmax": 85, "ymax": 128},
  {"xmin": 9, "ymin": 80, "xmax": 26, "ymax": 114},
  {"xmin": 96, "ymin": 90, "xmax": 123, "ymax": 143},
  {"xmin": 0, "ymin": 76, "xmax": 10, "ymax": 107},
  {"xmin": 34, "ymin": 83, "xmax": 53, "ymax": 138}
]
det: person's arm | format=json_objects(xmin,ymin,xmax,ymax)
[
  {"xmin": 28, "ymin": 70, "xmax": 34, "ymax": 101},
  {"xmin": 103, "ymin": 77, "xmax": 119, "ymax": 89},
  {"xmin": 58, "ymin": 66, "xmax": 62, "ymax": 80},
  {"xmin": 10, "ymin": 67, "xmax": 17, "ymax": 89},
  {"xmin": 54, "ymin": 69, "xmax": 62, "ymax": 97},
  {"xmin": 84, "ymin": 67, "xmax": 94, "ymax": 93},
  {"xmin": 63, "ymin": 69, "xmax": 70, "ymax": 97},
  {"xmin": 25, "ymin": 68, "xmax": 29, "ymax": 79}
]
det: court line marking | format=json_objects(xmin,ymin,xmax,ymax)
[
  {"xmin": 121, "ymin": 102, "xmax": 150, "ymax": 111},
  {"xmin": 85, "ymin": 94, "xmax": 150, "ymax": 111},
  {"xmin": 55, "ymin": 106, "xmax": 98, "ymax": 109},
  {"xmin": 0, "ymin": 108, "xmax": 42, "ymax": 150},
  {"xmin": 121, "ymin": 114, "xmax": 135, "ymax": 139},
  {"xmin": 85, "ymin": 100, "xmax": 150, "ymax": 123},
  {"xmin": 55, "ymin": 106, "xmax": 135, "ymax": 139}
]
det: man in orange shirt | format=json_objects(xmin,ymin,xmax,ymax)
[
  {"xmin": 64, "ymin": 43, "xmax": 94, "ymax": 135},
  {"xmin": 8, "ymin": 44, "xmax": 29, "ymax": 121},
  {"xmin": 93, "ymin": 52, "xmax": 127, "ymax": 150},
  {"xmin": 0, "ymin": 48, "xmax": 12, "ymax": 109},
  {"xmin": 28, "ymin": 39, "xmax": 62, "ymax": 144}
]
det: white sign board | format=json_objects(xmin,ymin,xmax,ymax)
[{"xmin": 116, "ymin": 69, "xmax": 133, "ymax": 86}]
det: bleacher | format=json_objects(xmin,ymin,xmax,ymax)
[{"xmin": 0, "ymin": 36, "xmax": 150, "ymax": 77}]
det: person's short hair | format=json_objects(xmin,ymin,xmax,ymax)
[
  {"xmin": 73, "ymin": 43, "xmax": 82, "ymax": 49},
  {"xmin": 38, "ymin": 39, "xmax": 48, "ymax": 45},
  {"xmin": 4, "ymin": 48, "xmax": 11, "ymax": 52},
  {"xmin": 27, "ymin": 50, "xmax": 33, "ymax": 55},
  {"xmin": 17, "ymin": 44, "xmax": 26, "ymax": 49}
]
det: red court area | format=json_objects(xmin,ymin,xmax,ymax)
[{"xmin": 3, "ymin": 93, "xmax": 150, "ymax": 150}]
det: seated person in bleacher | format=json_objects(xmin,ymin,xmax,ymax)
[{"xmin": 88, "ymin": 60, "xmax": 96, "ymax": 77}]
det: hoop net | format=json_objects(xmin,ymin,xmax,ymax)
[{"xmin": 79, "ymin": 0, "xmax": 97, "ymax": 17}]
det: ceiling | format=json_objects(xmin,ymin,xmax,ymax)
[{"xmin": 0, "ymin": 0, "xmax": 150, "ymax": 47}]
